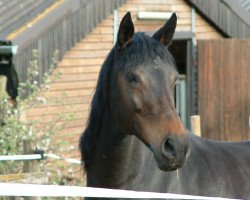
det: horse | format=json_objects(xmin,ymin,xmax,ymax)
[{"xmin": 79, "ymin": 12, "xmax": 250, "ymax": 199}]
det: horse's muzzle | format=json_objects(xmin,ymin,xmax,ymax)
[{"xmin": 155, "ymin": 134, "xmax": 190, "ymax": 171}]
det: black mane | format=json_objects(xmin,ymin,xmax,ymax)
[{"xmin": 79, "ymin": 46, "xmax": 115, "ymax": 169}]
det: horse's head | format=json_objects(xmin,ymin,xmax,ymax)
[{"xmin": 109, "ymin": 12, "xmax": 189, "ymax": 171}]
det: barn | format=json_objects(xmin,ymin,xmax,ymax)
[{"xmin": 0, "ymin": 0, "xmax": 250, "ymax": 184}]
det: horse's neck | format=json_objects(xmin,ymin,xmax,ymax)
[{"xmin": 87, "ymin": 116, "xmax": 149, "ymax": 188}]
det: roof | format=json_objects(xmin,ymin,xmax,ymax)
[
  {"xmin": 0, "ymin": 0, "xmax": 57, "ymax": 40},
  {"xmin": 9, "ymin": 0, "xmax": 125, "ymax": 83},
  {"xmin": 186, "ymin": 0, "xmax": 250, "ymax": 38}
]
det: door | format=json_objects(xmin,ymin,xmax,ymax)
[{"xmin": 198, "ymin": 39, "xmax": 250, "ymax": 141}]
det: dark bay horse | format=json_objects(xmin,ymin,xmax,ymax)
[{"xmin": 80, "ymin": 12, "xmax": 250, "ymax": 199}]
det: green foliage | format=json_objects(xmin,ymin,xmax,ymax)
[{"xmin": 0, "ymin": 49, "xmax": 78, "ymax": 184}]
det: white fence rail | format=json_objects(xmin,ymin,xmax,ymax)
[
  {"xmin": 0, "ymin": 183, "xmax": 241, "ymax": 200},
  {"xmin": 0, "ymin": 153, "xmax": 81, "ymax": 164},
  {"xmin": 0, "ymin": 154, "xmax": 42, "ymax": 161}
]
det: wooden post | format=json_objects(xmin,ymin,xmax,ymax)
[
  {"xmin": 0, "ymin": 76, "xmax": 7, "ymax": 124},
  {"xmin": 23, "ymin": 139, "xmax": 40, "ymax": 200},
  {"xmin": 23, "ymin": 139, "xmax": 40, "ymax": 173},
  {"xmin": 190, "ymin": 115, "xmax": 201, "ymax": 137},
  {"xmin": 0, "ymin": 75, "xmax": 7, "ymax": 99}
]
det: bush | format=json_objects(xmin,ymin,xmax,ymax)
[{"xmin": 0, "ymin": 49, "xmax": 79, "ymax": 185}]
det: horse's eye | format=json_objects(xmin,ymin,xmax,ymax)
[{"xmin": 125, "ymin": 73, "xmax": 137, "ymax": 84}]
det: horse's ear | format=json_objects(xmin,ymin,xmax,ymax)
[
  {"xmin": 117, "ymin": 12, "xmax": 134, "ymax": 49},
  {"xmin": 152, "ymin": 13, "xmax": 177, "ymax": 46}
]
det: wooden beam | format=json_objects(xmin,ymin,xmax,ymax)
[
  {"xmin": 190, "ymin": 115, "xmax": 201, "ymax": 137},
  {"xmin": 0, "ymin": 75, "xmax": 7, "ymax": 99}
]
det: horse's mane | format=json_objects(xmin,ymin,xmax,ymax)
[
  {"xmin": 79, "ymin": 33, "xmax": 176, "ymax": 170},
  {"xmin": 79, "ymin": 46, "xmax": 115, "ymax": 169}
]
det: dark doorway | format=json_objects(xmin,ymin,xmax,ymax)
[{"xmin": 169, "ymin": 39, "xmax": 190, "ymax": 128}]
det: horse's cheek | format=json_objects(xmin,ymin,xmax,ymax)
[{"xmin": 111, "ymin": 80, "xmax": 134, "ymax": 133}]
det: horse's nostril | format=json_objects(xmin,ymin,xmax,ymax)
[{"xmin": 162, "ymin": 138, "xmax": 175, "ymax": 160}]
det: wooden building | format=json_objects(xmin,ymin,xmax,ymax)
[{"xmin": 1, "ymin": 0, "xmax": 250, "ymax": 181}]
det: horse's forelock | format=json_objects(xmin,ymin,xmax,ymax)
[{"xmin": 114, "ymin": 33, "xmax": 176, "ymax": 72}]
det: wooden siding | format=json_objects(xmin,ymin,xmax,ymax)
[
  {"xmin": 198, "ymin": 39, "xmax": 250, "ymax": 141},
  {"xmin": 195, "ymin": 15, "xmax": 222, "ymax": 39}
]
